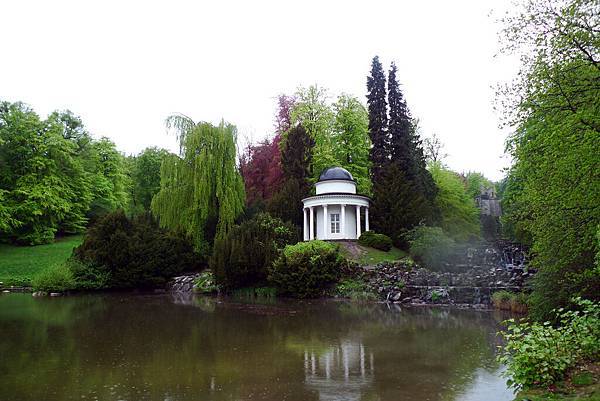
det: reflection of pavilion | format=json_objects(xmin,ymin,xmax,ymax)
[{"xmin": 304, "ymin": 340, "xmax": 374, "ymax": 401}]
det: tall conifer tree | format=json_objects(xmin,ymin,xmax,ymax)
[
  {"xmin": 366, "ymin": 56, "xmax": 389, "ymax": 181},
  {"xmin": 367, "ymin": 58, "xmax": 438, "ymax": 246},
  {"xmin": 387, "ymin": 62, "xmax": 413, "ymax": 174},
  {"xmin": 387, "ymin": 62, "xmax": 438, "ymax": 224}
]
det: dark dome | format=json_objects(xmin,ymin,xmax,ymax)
[{"xmin": 318, "ymin": 167, "xmax": 354, "ymax": 182}]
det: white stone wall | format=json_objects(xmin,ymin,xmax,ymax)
[{"xmin": 315, "ymin": 180, "xmax": 356, "ymax": 195}]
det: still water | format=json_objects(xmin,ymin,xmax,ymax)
[{"xmin": 0, "ymin": 293, "xmax": 514, "ymax": 401}]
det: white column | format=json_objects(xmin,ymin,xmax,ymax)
[
  {"xmin": 323, "ymin": 204, "xmax": 328, "ymax": 240},
  {"xmin": 365, "ymin": 207, "xmax": 370, "ymax": 232},
  {"xmin": 341, "ymin": 204, "xmax": 346, "ymax": 239},
  {"xmin": 356, "ymin": 205, "xmax": 361, "ymax": 239},
  {"xmin": 309, "ymin": 207, "xmax": 314, "ymax": 240},
  {"xmin": 303, "ymin": 208, "xmax": 308, "ymax": 241}
]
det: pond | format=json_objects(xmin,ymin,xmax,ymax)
[{"xmin": 0, "ymin": 293, "xmax": 515, "ymax": 401}]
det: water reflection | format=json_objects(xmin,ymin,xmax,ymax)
[
  {"xmin": 304, "ymin": 340, "xmax": 374, "ymax": 401},
  {"xmin": 0, "ymin": 293, "xmax": 514, "ymax": 401}
]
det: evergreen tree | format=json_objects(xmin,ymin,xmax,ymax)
[
  {"xmin": 268, "ymin": 125, "xmax": 314, "ymax": 227},
  {"xmin": 366, "ymin": 56, "xmax": 389, "ymax": 181},
  {"xmin": 387, "ymin": 63, "xmax": 438, "ymax": 225},
  {"xmin": 387, "ymin": 62, "xmax": 413, "ymax": 173},
  {"xmin": 367, "ymin": 58, "xmax": 438, "ymax": 245},
  {"xmin": 370, "ymin": 163, "xmax": 426, "ymax": 245}
]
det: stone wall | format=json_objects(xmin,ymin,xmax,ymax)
[{"xmin": 362, "ymin": 260, "xmax": 533, "ymax": 306}]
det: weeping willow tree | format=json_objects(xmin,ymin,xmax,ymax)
[{"xmin": 151, "ymin": 115, "xmax": 245, "ymax": 254}]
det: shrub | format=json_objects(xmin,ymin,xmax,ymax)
[
  {"xmin": 498, "ymin": 298, "xmax": 600, "ymax": 390},
  {"xmin": 193, "ymin": 271, "xmax": 219, "ymax": 294},
  {"xmin": 74, "ymin": 211, "xmax": 201, "ymax": 289},
  {"xmin": 406, "ymin": 226, "xmax": 457, "ymax": 271},
  {"xmin": 66, "ymin": 258, "xmax": 110, "ymax": 290},
  {"xmin": 492, "ymin": 290, "xmax": 513, "ymax": 310},
  {"xmin": 211, "ymin": 213, "xmax": 298, "ymax": 289},
  {"xmin": 334, "ymin": 278, "xmax": 377, "ymax": 301},
  {"xmin": 358, "ymin": 231, "xmax": 393, "ymax": 251},
  {"xmin": 268, "ymin": 240, "xmax": 344, "ymax": 298},
  {"xmin": 510, "ymin": 292, "xmax": 529, "ymax": 314},
  {"xmin": 31, "ymin": 263, "xmax": 76, "ymax": 292}
]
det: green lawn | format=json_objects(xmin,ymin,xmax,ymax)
[
  {"xmin": 0, "ymin": 235, "xmax": 83, "ymax": 287},
  {"xmin": 339, "ymin": 241, "xmax": 407, "ymax": 265}
]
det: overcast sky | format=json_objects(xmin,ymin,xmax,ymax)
[{"xmin": 1, "ymin": 0, "xmax": 518, "ymax": 181}]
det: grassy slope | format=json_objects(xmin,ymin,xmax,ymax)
[
  {"xmin": 0, "ymin": 235, "xmax": 83, "ymax": 286},
  {"xmin": 338, "ymin": 241, "xmax": 407, "ymax": 265}
]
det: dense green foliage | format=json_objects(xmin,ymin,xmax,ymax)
[
  {"xmin": 0, "ymin": 103, "xmax": 129, "ymax": 244},
  {"xmin": 291, "ymin": 86, "xmax": 336, "ymax": 181},
  {"xmin": 334, "ymin": 278, "xmax": 377, "ymax": 301},
  {"xmin": 358, "ymin": 231, "xmax": 392, "ymax": 251},
  {"xmin": 193, "ymin": 270, "xmax": 219, "ymax": 294},
  {"xmin": 67, "ymin": 258, "xmax": 111, "ymax": 290},
  {"xmin": 152, "ymin": 116, "xmax": 245, "ymax": 254},
  {"xmin": 332, "ymin": 94, "xmax": 372, "ymax": 194},
  {"xmin": 267, "ymin": 125, "xmax": 314, "ymax": 227},
  {"xmin": 269, "ymin": 240, "xmax": 344, "ymax": 298},
  {"xmin": 429, "ymin": 162, "xmax": 480, "ymax": 241},
  {"xmin": 464, "ymin": 172, "xmax": 494, "ymax": 199},
  {"xmin": 129, "ymin": 147, "xmax": 171, "ymax": 213},
  {"xmin": 367, "ymin": 58, "xmax": 437, "ymax": 247},
  {"xmin": 31, "ymin": 263, "xmax": 76, "ymax": 293},
  {"xmin": 0, "ymin": 235, "xmax": 82, "ymax": 286},
  {"xmin": 499, "ymin": 298, "xmax": 600, "ymax": 389},
  {"xmin": 492, "ymin": 290, "xmax": 528, "ymax": 314},
  {"xmin": 73, "ymin": 210, "xmax": 201, "ymax": 289},
  {"xmin": 289, "ymin": 86, "xmax": 372, "ymax": 194},
  {"xmin": 499, "ymin": 0, "xmax": 600, "ymax": 320},
  {"xmin": 211, "ymin": 213, "xmax": 298, "ymax": 289},
  {"xmin": 30, "ymin": 257, "xmax": 110, "ymax": 293},
  {"xmin": 406, "ymin": 226, "xmax": 457, "ymax": 271},
  {"xmin": 370, "ymin": 163, "xmax": 427, "ymax": 247}
]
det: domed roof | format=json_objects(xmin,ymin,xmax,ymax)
[{"xmin": 318, "ymin": 167, "xmax": 354, "ymax": 182}]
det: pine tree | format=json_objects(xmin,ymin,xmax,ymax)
[{"xmin": 366, "ymin": 56, "xmax": 389, "ymax": 181}]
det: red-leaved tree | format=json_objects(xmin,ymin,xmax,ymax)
[{"xmin": 240, "ymin": 95, "xmax": 295, "ymax": 206}]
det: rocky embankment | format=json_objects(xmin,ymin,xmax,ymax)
[
  {"xmin": 168, "ymin": 274, "xmax": 199, "ymax": 293},
  {"xmin": 362, "ymin": 260, "xmax": 534, "ymax": 307}
]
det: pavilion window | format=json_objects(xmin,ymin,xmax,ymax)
[{"xmin": 330, "ymin": 213, "xmax": 340, "ymax": 234}]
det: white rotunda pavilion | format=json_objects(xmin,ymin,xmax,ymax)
[{"xmin": 302, "ymin": 167, "xmax": 370, "ymax": 241}]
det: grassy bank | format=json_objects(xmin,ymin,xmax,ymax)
[
  {"xmin": 0, "ymin": 236, "xmax": 83, "ymax": 287},
  {"xmin": 338, "ymin": 241, "xmax": 407, "ymax": 265}
]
